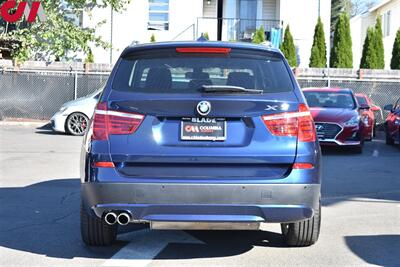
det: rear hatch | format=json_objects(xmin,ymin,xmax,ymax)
[{"xmin": 99, "ymin": 46, "xmax": 308, "ymax": 180}]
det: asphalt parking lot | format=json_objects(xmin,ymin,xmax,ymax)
[{"xmin": 0, "ymin": 124, "xmax": 399, "ymax": 267}]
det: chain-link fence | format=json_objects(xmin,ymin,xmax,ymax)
[
  {"xmin": 0, "ymin": 70, "xmax": 108, "ymax": 120},
  {"xmin": 0, "ymin": 70, "xmax": 399, "ymax": 123}
]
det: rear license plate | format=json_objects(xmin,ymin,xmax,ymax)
[{"xmin": 181, "ymin": 118, "xmax": 226, "ymax": 141}]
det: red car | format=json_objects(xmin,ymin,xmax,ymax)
[
  {"xmin": 303, "ymin": 88, "xmax": 366, "ymax": 153},
  {"xmin": 355, "ymin": 93, "xmax": 381, "ymax": 141},
  {"xmin": 384, "ymin": 96, "xmax": 400, "ymax": 145}
]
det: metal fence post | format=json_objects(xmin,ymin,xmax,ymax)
[{"xmin": 74, "ymin": 71, "xmax": 78, "ymax": 100}]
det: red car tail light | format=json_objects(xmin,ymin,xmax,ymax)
[
  {"xmin": 176, "ymin": 47, "xmax": 231, "ymax": 54},
  {"xmin": 92, "ymin": 102, "xmax": 145, "ymax": 140},
  {"xmin": 92, "ymin": 161, "xmax": 115, "ymax": 168},
  {"xmin": 293, "ymin": 163, "xmax": 314, "ymax": 169},
  {"xmin": 262, "ymin": 103, "xmax": 316, "ymax": 142}
]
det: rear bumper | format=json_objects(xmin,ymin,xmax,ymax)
[{"xmin": 82, "ymin": 183, "xmax": 320, "ymax": 223}]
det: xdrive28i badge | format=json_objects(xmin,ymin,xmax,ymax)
[{"xmin": 196, "ymin": 101, "xmax": 211, "ymax": 116}]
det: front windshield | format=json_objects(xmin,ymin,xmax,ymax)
[
  {"xmin": 304, "ymin": 91, "xmax": 356, "ymax": 109},
  {"xmin": 356, "ymin": 96, "xmax": 368, "ymax": 106}
]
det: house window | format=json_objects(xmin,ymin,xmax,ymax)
[
  {"xmin": 239, "ymin": 0, "xmax": 258, "ymax": 37},
  {"xmin": 148, "ymin": 0, "xmax": 169, "ymax": 31},
  {"xmin": 383, "ymin": 11, "xmax": 391, "ymax": 37}
]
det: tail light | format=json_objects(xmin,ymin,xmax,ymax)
[
  {"xmin": 262, "ymin": 103, "xmax": 316, "ymax": 142},
  {"xmin": 92, "ymin": 161, "xmax": 115, "ymax": 168},
  {"xmin": 293, "ymin": 163, "xmax": 314, "ymax": 169},
  {"xmin": 92, "ymin": 102, "xmax": 144, "ymax": 140},
  {"xmin": 176, "ymin": 47, "xmax": 231, "ymax": 54}
]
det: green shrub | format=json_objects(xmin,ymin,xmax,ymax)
[
  {"xmin": 280, "ymin": 25, "xmax": 297, "ymax": 67},
  {"xmin": 252, "ymin": 25, "xmax": 265, "ymax": 44},
  {"xmin": 374, "ymin": 17, "xmax": 385, "ymax": 69},
  {"xmin": 390, "ymin": 28, "xmax": 400, "ymax": 69},
  {"xmin": 330, "ymin": 13, "xmax": 353, "ymax": 68},
  {"xmin": 360, "ymin": 27, "xmax": 378, "ymax": 69},
  {"xmin": 309, "ymin": 17, "xmax": 327, "ymax": 68}
]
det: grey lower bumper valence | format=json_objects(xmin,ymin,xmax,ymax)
[
  {"xmin": 150, "ymin": 221, "xmax": 260, "ymax": 230},
  {"xmin": 82, "ymin": 182, "xmax": 320, "ymax": 223}
]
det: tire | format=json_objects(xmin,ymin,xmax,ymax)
[
  {"xmin": 366, "ymin": 126, "xmax": 374, "ymax": 141},
  {"xmin": 281, "ymin": 201, "xmax": 321, "ymax": 247},
  {"xmin": 373, "ymin": 123, "xmax": 376, "ymax": 138},
  {"xmin": 80, "ymin": 202, "xmax": 117, "ymax": 246},
  {"xmin": 386, "ymin": 131, "xmax": 395, "ymax": 145},
  {"xmin": 65, "ymin": 112, "xmax": 89, "ymax": 136}
]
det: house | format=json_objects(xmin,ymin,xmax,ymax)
[
  {"xmin": 83, "ymin": 0, "xmax": 331, "ymax": 67},
  {"xmin": 350, "ymin": 0, "xmax": 400, "ymax": 69}
]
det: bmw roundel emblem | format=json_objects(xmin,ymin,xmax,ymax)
[{"xmin": 196, "ymin": 101, "xmax": 211, "ymax": 116}]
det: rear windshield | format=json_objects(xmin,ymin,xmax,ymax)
[
  {"xmin": 304, "ymin": 91, "xmax": 356, "ymax": 109},
  {"xmin": 112, "ymin": 50, "xmax": 294, "ymax": 93}
]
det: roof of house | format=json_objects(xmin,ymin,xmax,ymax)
[{"xmin": 368, "ymin": 0, "xmax": 392, "ymax": 12}]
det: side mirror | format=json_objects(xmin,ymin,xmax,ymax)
[
  {"xmin": 370, "ymin": 105, "xmax": 380, "ymax": 112},
  {"xmin": 384, "ymin": 104, "xmax": 393, "ymax": 112}
]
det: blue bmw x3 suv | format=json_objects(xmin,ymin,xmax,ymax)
[{"xmin": 80, "ymin": 41, "xmax": 321, "ymax": 247}]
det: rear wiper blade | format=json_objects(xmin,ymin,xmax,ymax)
[{"xmin": 200, "ymin": 85, "xmax": 263, "ymax": 94}]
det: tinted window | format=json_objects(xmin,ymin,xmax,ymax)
[
  {"xmin": 356, "ymin": 96, "xmax": 367, "ymax": 106},
  {"xmin": 112, "ymin": 52, "xmax": 293, "ymax": 94},
  {"xmin": 304, "ymin": 91, "xmax": 356, "ymax": 109}
]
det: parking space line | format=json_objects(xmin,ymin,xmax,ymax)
[{"xmin": 103, "ymin": 229, "xmax": 203, "ymax": 267}]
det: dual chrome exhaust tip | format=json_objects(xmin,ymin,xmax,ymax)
[{"xmin": 104, "ymin": 212, "xmax": 131, "ymax": 226}]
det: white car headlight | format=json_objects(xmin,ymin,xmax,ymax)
[{"xmin": 344, "ymin": 116, "xmax": 360, "ymax": 127}]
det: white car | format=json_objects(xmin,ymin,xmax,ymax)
[{"xmin": 50, "ymin": 89, "xmax": 101, "ymax": 135}]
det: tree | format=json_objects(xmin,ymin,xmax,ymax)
[
  {"xmin": 203, "ymin": 32, "xmax": 210, "ymax": 40},
  {"xmin": 331, "ymin": 0, "xmax": 377, "ymax": 31},
  {"xmin": 280, "ymin": 25, "xmax": 297, "ymax": 67},
  {"xmin": 85, "ymin": 49, "xmax": 94, "ymax": 63},
  {"xmin": 374, "ymin": 17, "xmax": 385, "ymax": 69},
  {"xmin": 330, "ymin": 12, "xmax": 353, "ymax": 68},
  {"xmin": 331, "ymin": 0, "xmax": 352, "ymax": 31},
  {"xmin": 309, "ymin": 17, "xmax": 327, "ymax": 68},
  {"xmin": 360, "ymin": 27, "xmax": 378, "ymax": 69},
  {"xmin": 391, "ymin": 28, "xmax": 400, "ymax": 69},
  {"xmin": 150, "ymin": 34, "xmax": 156, "ymax": 43},
  {"xmin": 252, "ymin": 25, "xmax": 265, "ymax": 44},
  {"xmin": 4, "ymin": 0, "xmax": 131, "ymax": 62}
]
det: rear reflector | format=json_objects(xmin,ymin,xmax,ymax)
[
  {"xmin": 262, "ymin": 103, "xmax": 316, "ymax": 142},
  {"xmin": 293, "ymin": 163, "xmax": 314, "ymax": 169},
  {"xmin": 92, "ymin": 102, "xmax": 144, "ymax": 140},
  {"xmin": 176, "ymin": 47, "xmax": 231, "ymax": 54},
  {"xmin": 93, "ymin": 161, "xmax": 115, "ymax": 168}
]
